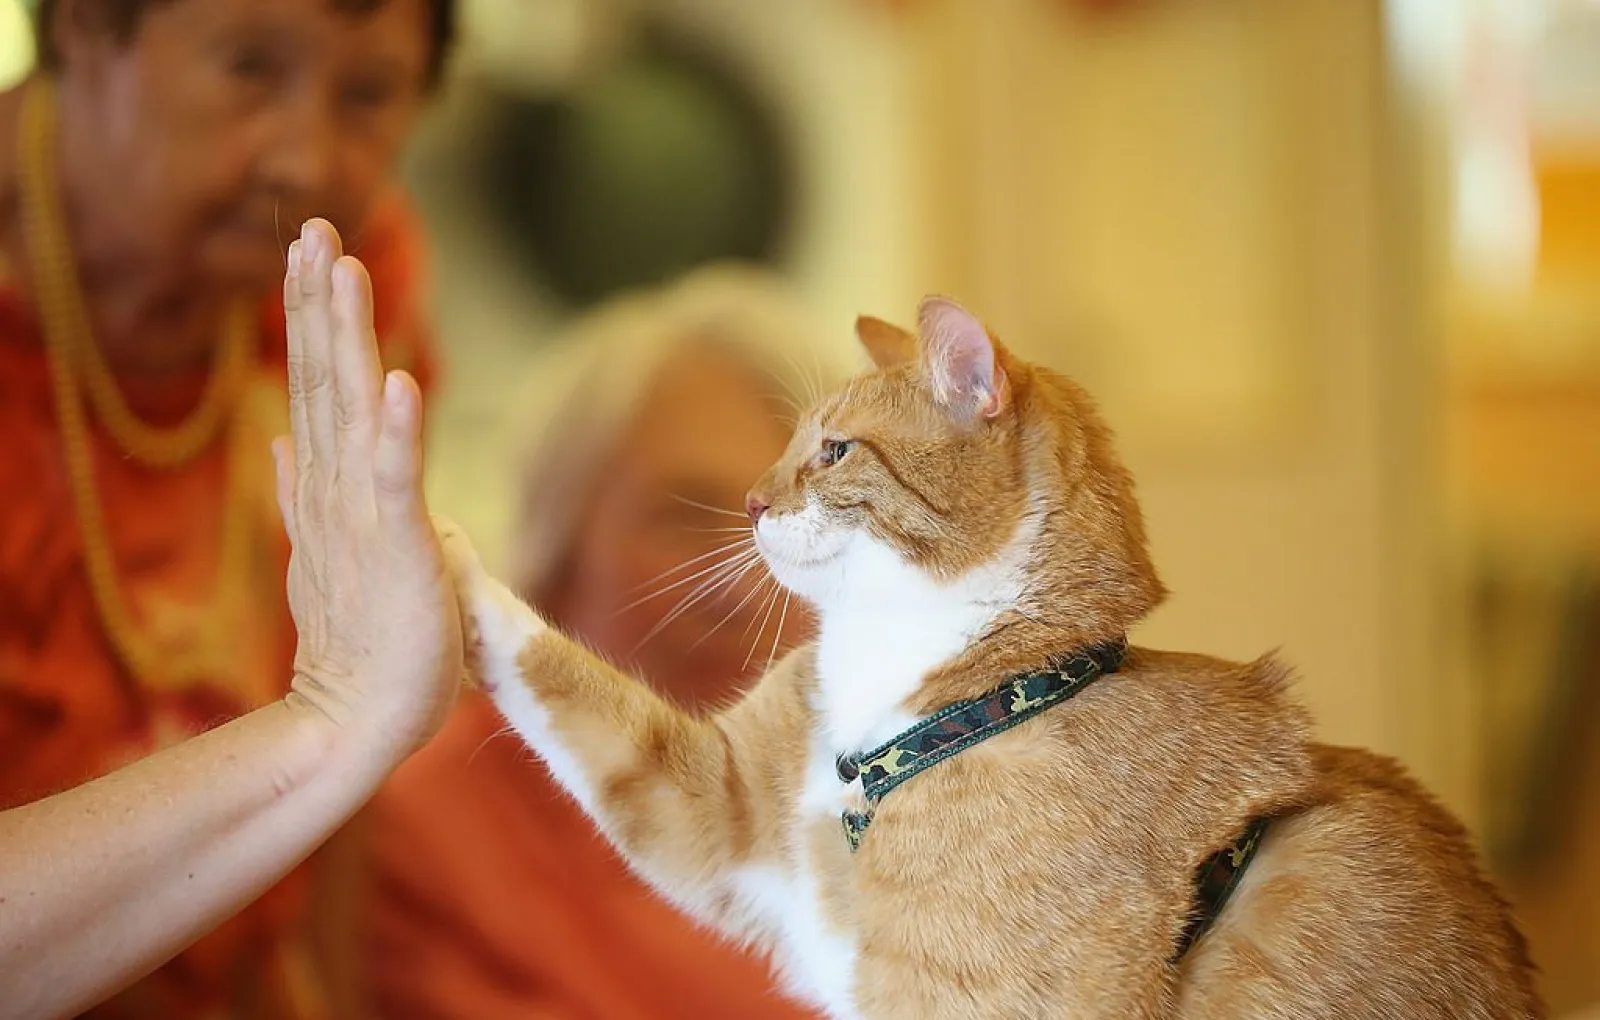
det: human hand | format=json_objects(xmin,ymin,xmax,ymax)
[{"xmin": 273, "ymin": 218, "xmax": 462, "ymax": 768}]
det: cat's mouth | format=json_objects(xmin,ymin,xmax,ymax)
[
  {"xmin": 752, "ymin": 523, "xmax": 848, "ymax": 576},
  {"xmin": 757, "ymin": 544, "xmax": 842, "ymax": 571},
  {"xmin": 751, "ymin": 500, "xmax": 853, "ymax": 596}
]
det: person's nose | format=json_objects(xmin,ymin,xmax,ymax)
[{"xmin": 263, "ymin": 97, "xmax": 339, "ymax": 205}]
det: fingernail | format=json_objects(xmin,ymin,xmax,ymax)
[
  {"xmin": 302, "ymin": 224, "xmax": 321, "ymax": 270},
  {"xmin": 384, "ymin": 372, "xmax": 404, "ymax": 410},
  {"xmin": 287, "ymin": 240, "xmax": 301, "ymax": 276}
]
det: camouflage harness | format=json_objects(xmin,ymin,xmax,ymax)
[{"xmin": 833, "ymin": 638, "xmax": 1271, "ymax": 962}]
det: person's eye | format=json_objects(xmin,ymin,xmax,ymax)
[
  {"xmin": 818, "ymin": 439, "xmax": 855, "ymax": 467},
  {"xmin": 227, "ymin": 45, "xmax": 284, "ymax": 84}
]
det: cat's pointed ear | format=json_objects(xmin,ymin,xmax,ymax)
[
  {"xmin": 917, "ymin": 296, "xmax": 1009, "ymax": 421},
  {"xmin": 855, "ymin": 314, "xmax": 917, "ymax": 369}
]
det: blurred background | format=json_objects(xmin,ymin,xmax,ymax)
[{"xmin": 6, "ymin": 0, "xmax": 1597, "ymax": 1013}]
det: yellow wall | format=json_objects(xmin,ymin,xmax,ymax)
[{"xmin": 898, "ymin": 0, "xmax": 1469, "ymax": 817}]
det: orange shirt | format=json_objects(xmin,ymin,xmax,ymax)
[
  {"xmin": 0, "ymin": 193, "xmax": 438, "ymax": 1020},
  {"xmin": 362, "ymin": 691, "xmax": 828, "ymax": 1020}
]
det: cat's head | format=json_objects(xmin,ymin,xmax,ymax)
[{"xmin": 748, "ymin": 296, "xmax": 1165, "ymax": 646}]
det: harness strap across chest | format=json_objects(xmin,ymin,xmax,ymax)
[{"xmin": 833, "ymin": 638, "xmax": 1271, "ymax": 962}]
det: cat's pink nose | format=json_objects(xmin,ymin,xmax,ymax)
[{"xmin": 745, "ymin": 493, "xmax": 770, "ymax": 524}]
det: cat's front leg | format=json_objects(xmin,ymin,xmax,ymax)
[{"xmin": 433, "ymin": 516, "xmax": 804, "ymax": 947}]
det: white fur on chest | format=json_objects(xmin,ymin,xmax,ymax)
[
  {"xmin": 756, "ymin": 497, "xmax": 1036, "ymax": 759},
  {"xmin": 740, "ymin": 526, "xmax": 1034, "ymax": 1018},
  {"xmin": 742, "ymin": 496, "xmax": 1043, "ymax": 1016},
  {"xmin": 735, "ymin": 742, "xmax": 867, "ymax": 1020},
  {"xmin": 814, "ymin": 531, "xmax": 1029, "ymax": 756}
]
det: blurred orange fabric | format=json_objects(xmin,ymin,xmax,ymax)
[
  {"xmin": 362, "ymin": 691, "xmax": 826, "ymax": 1020},
  {"xmin": 0, "ymin": 192, "xmax": 438, "ymax": 1020}
]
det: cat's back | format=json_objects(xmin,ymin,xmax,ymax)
[
  {"xmin": 1177, "ymin": 742, "xmax": 1544, "ymax": 1019},
  {"xmin": 899, "ymin": 648, "xmax": 1543, "ymax": 1018}
]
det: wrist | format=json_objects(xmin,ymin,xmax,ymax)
[{"xmin": 281, "ymin": 687, "xmax": 409, "ymax": 786}]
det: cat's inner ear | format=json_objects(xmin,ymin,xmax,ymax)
[
  {"xmin": 916, "ymin": 296, "xmax": 1009, "ymax": 421},
  {"xmin": 855, "ymin": 314, "xmax": 917, "ymax": 369}
]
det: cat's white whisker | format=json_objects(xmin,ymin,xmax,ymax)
[
  {"xmin": 803, "ymin": 338, "xmax": 826, "ymax": 408},
  {"xmin": 772, "ymin": 342, "xmax": 823, "ymax": 410},
  {"xmin": 744, "ymin": 575, "xmax": 779, "ymax": 641},
  {"xmin": 744, "ymin": 578, "xmax": 783, "ymax": 673},
  {"xmin": 616, "ymin": 543, "xmax": 758, "ymax": 615},
  {"xmin": 467, "ymin": 723, "xmax": 522, "ymax": 766},
  {"xmin": 628, "ymin": 536, "xmax": 756, "ymax": 595},
  {"xmin": 765, "ymin": 589, "xmax": 792, "ymax": 674},
  {"xmin": 668, "ymin": 493, "xmax": 749, "ymax": 520},
  {"xmin": 704, "ymin": 555, "xmax": 766, "ymax": 611},
  {"xmin": 687, "ymin": 562, "xmax": 773, "ymax": 653},
  {"xmin": 762, "ymin": 388, "xmax": 804, "ymax": 416},
  {"xmin": 629, "ymin": 549, "xmax": 764, "ymax": 653},
  {"xmin": 624, "ymin": 562, "xmax": 755, "ymax": 642},
  {"xmin": 615, "ymin": 559, "xmax": 753, "ymax": 622}
]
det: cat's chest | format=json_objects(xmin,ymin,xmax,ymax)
[
  {"xmin": 765, "ymin": 613, "xmax": 990, "ymax": 1018},
  {"xmin": 740, "ymin": 737, "xmax": 867, "ymax": 1019}
]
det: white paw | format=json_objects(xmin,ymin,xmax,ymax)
[
  {"xmin": 432, "ymin": 513, "xmax": 482, "ymax": 580},
  {"xmin": 431, "ymin": 514, "xmax": 545, "ymax": 695},
  {"xmin": 432, "ymin": 514, "xmax": 489, "ymax": 689}
]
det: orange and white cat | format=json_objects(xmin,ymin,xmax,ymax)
[{"xmin": 434, "ymin": 297, "xmax": 1543, "ymax": 1019}]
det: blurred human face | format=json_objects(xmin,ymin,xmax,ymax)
[
  {"xmin": 545, "ymin": 345, "xmax": 812, "ymax": 712},
  {"xmin": 55, "ymin": 0, "xmax": 430, "ymax": 291}
]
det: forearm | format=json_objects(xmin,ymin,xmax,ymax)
[{"xmin": 0, "ymin": 695, "xmax": 393, "ymax": 1020}]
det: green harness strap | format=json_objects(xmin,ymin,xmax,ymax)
[{"xmin": 832, "ymin": 638, "xmax": 1271, "ymax": 962}]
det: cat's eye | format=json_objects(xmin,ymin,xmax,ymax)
[{"xmin": 818, "ymin": 438, "xmax": 854, "ymax": 467}]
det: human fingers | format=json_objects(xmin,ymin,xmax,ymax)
[
  {"xmin": 283, "ymin": 241, "xmax": 316, "ymax": 493},
  {"xmin": 372, "ymin": 370, "xmax": 430, "ymax": 543},
  {"xmin": 331, "ymin": 256, "xmax": 383, "ymax": 500},
  {"xmin": 290, "ymin": 219, "xmax": 345, "ymax": 509}
]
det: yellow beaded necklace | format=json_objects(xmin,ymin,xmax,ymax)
[{"xmin": 17, "ymin": 78, "xmax": 266, "ymax": 694}]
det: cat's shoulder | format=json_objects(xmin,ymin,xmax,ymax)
[{"xmin": 1086, "ymin": 646, "xmax": 1319, "ymax": 794}]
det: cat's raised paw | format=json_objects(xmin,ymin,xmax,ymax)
[
  {"xmin": 431, "ymin": 513, "xmax": 548, "ymax": 697},
  {"xmin": 432, "ymin": 513, "xmax": 481, "ymax": 572},
  {"xmin": 432, "ymin": 514, "xmax": 491, "ymax": 691}
]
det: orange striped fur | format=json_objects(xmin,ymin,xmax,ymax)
[{"xmin": 434, "ymin": 296, "xmax": 1542, "ymax": 1019}]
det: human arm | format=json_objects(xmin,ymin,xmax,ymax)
[
  {"xmin": 0, "ymin": 698, "xmax": 392, "ymax": 1020},
  {"xmin": 0, "ymin": 218, "xmax": 461, "ymax": 1020}
]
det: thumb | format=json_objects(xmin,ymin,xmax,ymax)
[{"xmin": 374, "ymin": 370, "xmax": 428, "ymax": 534}]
